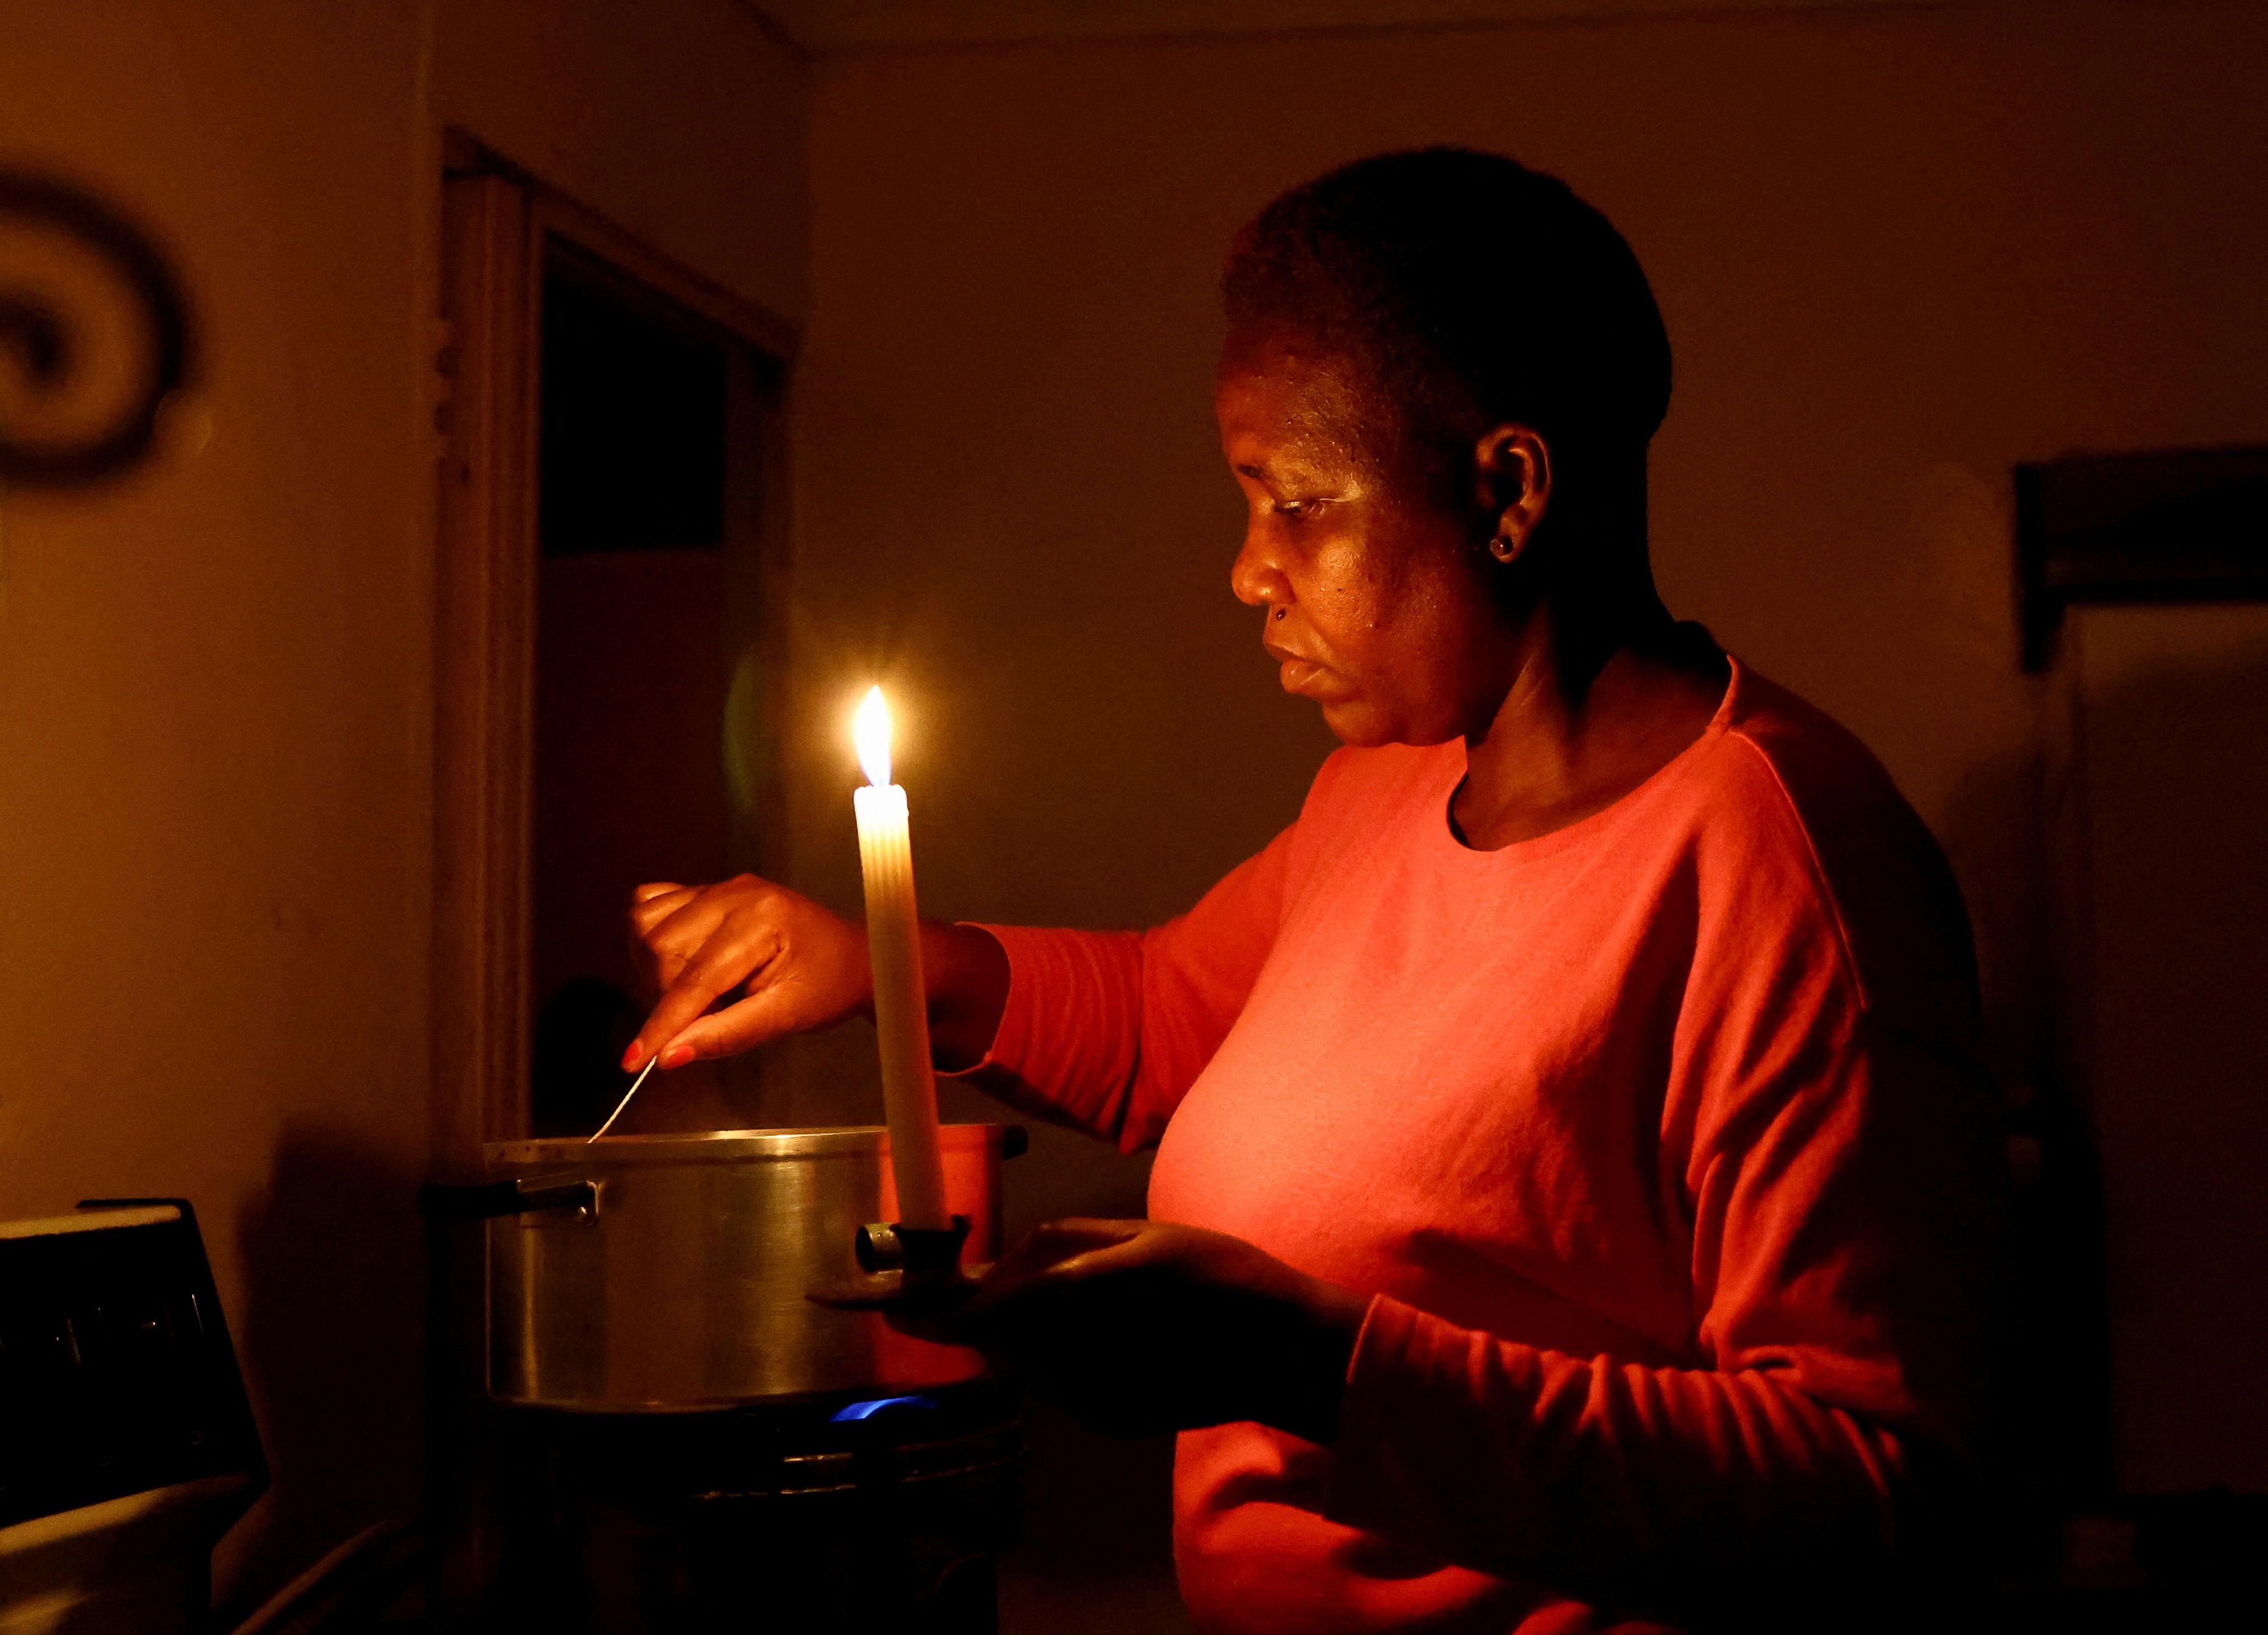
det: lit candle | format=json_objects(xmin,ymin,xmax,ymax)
[{"xmin": 851, "ymin": 687, "xmax": 950, "ymax": 1230}]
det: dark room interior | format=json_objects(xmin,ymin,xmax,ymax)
[{"xmin": 2, "ymin": 2, "xmax": 2264, "ymax": 1632}]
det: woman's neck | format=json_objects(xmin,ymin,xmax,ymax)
[{"xmin": 1449, "ymin": 589, "xmax": 1727, "ymax": 851}]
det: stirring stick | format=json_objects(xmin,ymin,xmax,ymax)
[{"xmin": 589, "ymin": 1055, "xmax": 660, "ymax": 1143}]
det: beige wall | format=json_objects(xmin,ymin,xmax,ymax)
[
  {"xmin": 790, "ymin": 0, "xmax": 2267, "ymax": 1607},
  {"xmin": 0, "ymin": 0, "xmax": 804, "ymax": 1607}
]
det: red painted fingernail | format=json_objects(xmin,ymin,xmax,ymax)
[
  {"xmin": 622, "ymin": 1043, "xmax": 645, "ymax": 1071},
  {"xmin": 659, "ymin": 1043, "xmax": 694, "ymax": 1069}
]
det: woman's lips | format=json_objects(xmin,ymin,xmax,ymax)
[{"xmin": 1266, "ymin": 642, "xmax": 1326, "ymax": 696}]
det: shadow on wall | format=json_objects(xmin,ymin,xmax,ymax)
[
  {"xmin": 1939, "ymin": 636, "xmax": 2268, "ymax": 1584},
  {"xmin": 2057, "ymin": 644, "xmax": 2268, "ymax": 1502},
  {"xmin": 1935, "ymin": 692, "xmax": 2115, "ymax": 1526},
  {"xmin": 225, "ymin": 1123, "xmax": 425, "ymax": 1613}
]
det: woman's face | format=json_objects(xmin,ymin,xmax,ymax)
[{"xmin": 1216, "ymin": 340, "xmax": 1511, "ymax": 748}]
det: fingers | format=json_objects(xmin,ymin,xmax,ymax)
[
  {"xmin": 1020, "ymin": 1217, "xmax": 1146, "ymax": 1262},
  {"xmin": 967, "ymin": 1219, "xmax": 1146, "ymax": 1314},
  {"xmin": 625, "ymin": 930, "xmax": 783, "ymax": 1069},
  {"xmin": 625, "ymin": 886, "xmax": 705, "ymax": 1000},
  {"xmin": 628, "ymin": 885, "xmax": 698, "ymax": 942},
  {"xmin": 620, "ymin": 874, "xmax": 867, "ymax": 1070},
  {"xmin": 952, "ymin": 1220, "xmax": 1178, "ymax": 1434},
  {"xmin": 641, "ymin": 988, "xmax": 801, "ymax": 1066},
  {"xmin": 628, "ymin": 885, "xmax": 705, "ymax": 960},
  {"xmin": 986, "ymin": 1218, "xmax": 1140, "ymax": 1279},
  {"xmin": 627, "ymin": 881, "xmax": 762, "ymax": 1009}
]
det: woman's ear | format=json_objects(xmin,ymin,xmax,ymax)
[{"xmin": 1472, "ymin": 425, "xmax": 1551, "ymax": 566}]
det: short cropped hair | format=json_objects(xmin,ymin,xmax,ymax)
[{"xmin": 1222, "ymin": 149, "xmax": 1672, "ymax": 480}]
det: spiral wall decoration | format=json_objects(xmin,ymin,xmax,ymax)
[{"xmin": 0, "ymin": 169, "xmax": 192, "ymax": 486}]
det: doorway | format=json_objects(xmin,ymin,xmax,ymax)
[
  {"xmin": 528, "ymin": 246, "xmax": 774, "ymax": 1136},
  {"xmin": 431, "ymin": 142, "xmax": 794, "ymax": 1166}
]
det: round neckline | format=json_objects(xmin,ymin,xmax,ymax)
[{"xmin": 1429, "ymin": 654, "xmax": 1744, "ymax": 862}]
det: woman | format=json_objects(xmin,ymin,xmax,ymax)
[{"xmin": 625, "ymin": 150, "xmax": 2006, "ymax": 1633}]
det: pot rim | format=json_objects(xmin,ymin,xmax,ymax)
[{"xmin": 485, "ymin": 1122, "xmax": 1014, "ymax": 1169}]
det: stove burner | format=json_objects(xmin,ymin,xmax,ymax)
[
  {"xmin": 488, "ymin": 1380, "xmax": 1020, "ymax": 1634},
  {"xmin": 832, "ymin": 1394, "xmax": 940, "ymax": 1423}
]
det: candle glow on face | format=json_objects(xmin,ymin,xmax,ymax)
[{"xmin": 853, "ymin": 685, "xmax": 894, "ymax": 788}]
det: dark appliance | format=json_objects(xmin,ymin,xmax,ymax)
[{"xmin": 0, "ymin": 1200, "xmax": 265, "ymax": 1634}]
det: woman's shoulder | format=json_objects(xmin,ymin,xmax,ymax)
[
  {"xmin": 1704, "ymin": 665, "xmax": 1940, "ymax": 876},
  {"xmin": 1697, "ymin": 661, "xmax": 1978, "ymax": 1028}
]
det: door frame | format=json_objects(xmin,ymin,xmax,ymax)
[{"xmin": 430, "ymin": 133, "xmax": 796, "ymax": 1176}]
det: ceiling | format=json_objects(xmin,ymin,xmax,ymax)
[{"xmin": 750, "ymin": 0, "xmax": 1954, "ymax": 55}]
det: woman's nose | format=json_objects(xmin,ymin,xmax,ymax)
[{"xmin": 1230, "ymin": 526, "xmax": 1287, "ymax": 609}]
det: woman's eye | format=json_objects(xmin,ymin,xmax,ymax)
[{"xmin": 1273, "ymin": 499, "xmax": 1324, "ymax": 520}]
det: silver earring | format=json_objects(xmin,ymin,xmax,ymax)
[{"xmin": 1489, "ymin": 534, "xmax": 1517, "ymax": 562}]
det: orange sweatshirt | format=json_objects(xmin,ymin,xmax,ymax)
[{"xmin": 963, "ymin": 660, "xmax": 2006, "ymax": 1633}]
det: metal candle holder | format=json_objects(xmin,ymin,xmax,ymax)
[{"xmin": 855, "ymin": 1214, "xmax": 973, "ymax": 1289}]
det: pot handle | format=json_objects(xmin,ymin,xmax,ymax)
[{"xmin": 417, "ymin": 1178, "xmax": 599, "ymax": 1222}]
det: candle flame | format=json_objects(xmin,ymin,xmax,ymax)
[{"xmin": 853, "ymin": 685, "xmax": 893, "ymax": 787}]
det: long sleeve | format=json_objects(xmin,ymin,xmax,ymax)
[
  {"xmin": 1317, "ymin": 734, "xmax": 2009, "ymax": 1610},
  {"xmin": 952, "ymin": 824, "xmax": 1294, "ymax": 1152},
  {"xmin": 1323, "ymin": 1025, "xmax": 2002, "ymax": 1610}
]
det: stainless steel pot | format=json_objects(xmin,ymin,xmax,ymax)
[{"xmin": 458, "ymin": 1124, "xmax": 1022, "ymax": 1412}]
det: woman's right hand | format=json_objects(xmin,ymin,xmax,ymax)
[{"xmin": 623, "ymin": 875, "xmax": 872, "ymax": 1071}]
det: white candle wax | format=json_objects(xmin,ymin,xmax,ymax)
[{"xmin": 852, "ymin": 690, "xmax": 950, "ymax": 1230}]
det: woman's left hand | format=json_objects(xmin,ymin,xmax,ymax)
[{"xmin": 919, "ymin": 1218, "xmax": 1370, "ymax": 1443}]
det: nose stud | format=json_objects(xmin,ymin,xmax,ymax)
[{"xmin": 1273, "ymin": 606, "xmax": 1287, "ymax": 621}]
